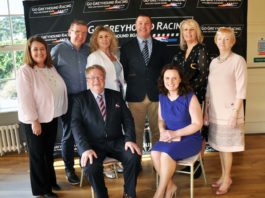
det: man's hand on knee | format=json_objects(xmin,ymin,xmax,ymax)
[
  {"xmin": 81, "ymin": 149, "xmax": 98, "ymax": 167},
  {"xmin": 125, "ymin": 141, "xmax": 142, "ymax": 155}
]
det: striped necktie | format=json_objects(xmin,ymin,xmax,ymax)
[
  {"xmin": 142, "ymin": 40, "xmax": 149, "ymax": 65},
  {"xmin": 97, "ymin": 94, "xmax": 106, "ymax": 121}
]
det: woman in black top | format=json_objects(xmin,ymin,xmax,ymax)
[{"xmin": 172, "ymin": 19, "xmax": 210, "ymax": 104}]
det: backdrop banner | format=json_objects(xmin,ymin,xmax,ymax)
[
  {"xmin": 24, "ymin": 0, "xmax": 247, "ymax": 58},
  {"xmin": 23, "ymin": 0, "xmax": 248, "ymax": 156}
]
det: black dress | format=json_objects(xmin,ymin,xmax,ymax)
[{"xmin": 172, "ymin": 43, "xmax": 210, "ymax": 104}]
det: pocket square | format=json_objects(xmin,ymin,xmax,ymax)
[{"xmin": 115, "ymin": 104, "xmax": 120, "ymax": 108}]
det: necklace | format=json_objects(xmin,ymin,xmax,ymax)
[{"xmin": 217, "ymin": 52, "xmax": 232, "ymax": 63}]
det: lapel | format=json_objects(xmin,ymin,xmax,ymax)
[
  {"xmin": 148, "ymin": 38, "xmax": 156, "ymax": 65},
  {"xmin": 132, "ymin": 38, "xmax": 146, "ymax": 65}
]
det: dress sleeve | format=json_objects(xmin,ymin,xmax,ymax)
[
  {"xmin": 86, "ymin": 53, "xmax": 99, "ymax": 68},
  {"xmin": 16, "ymin": 66, "xmax": 38, "ymax": 123},
  {"xmin": 192, "ymin": 45, "xmax": 210, "ymax": 103},
  {"xmin": 187, "ymin": 92, "xmax": 194, "ymax": 105},
  {"xmin": 234, "ymin": 56, "xmax": 247, "ymax": 99}
]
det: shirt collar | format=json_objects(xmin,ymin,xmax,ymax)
[
  {"xmin": 137, "ymin": 36, "xmax": 152, "ymax": 44},
  {"xmin": 65, "ymin": 39, "xmax": 87, "ymax": 51},
  {"xmin": 91, "ymin": 90, "xmax": 105, "ymax": 99}
]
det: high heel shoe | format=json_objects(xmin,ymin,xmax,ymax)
[{"xmin": 216, "ymin": 179, "xmax": 232, "ymax": 195}]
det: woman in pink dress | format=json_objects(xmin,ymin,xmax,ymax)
[{"xmin": 204, "ymin": 27, "xmax": 247, "ymax": 195}]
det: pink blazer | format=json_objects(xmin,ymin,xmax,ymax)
[{"xmin": 17, "ymin": 64, "xmax": 68, "ymax": 124}]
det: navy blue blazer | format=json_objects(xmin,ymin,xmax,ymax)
[
  {"xmin": 71, "ymin": 89, "xmax": 136, "ymax": 155},
  {"xmin": 120, "ymin": 38, "xmax": 171, "ymax": 102}
]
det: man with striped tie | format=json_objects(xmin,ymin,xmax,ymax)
[{"xmin": 71, "ymin": 65, "xmax": 141, "ymax": 198}]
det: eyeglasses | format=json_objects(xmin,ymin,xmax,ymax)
[
  {"xmin": 86, "ymin": 76, "xmax": 104, "ymax": 81},
  {"xmin": 71, "ymin": 30, "xmax": 87, "ymax": 36}
]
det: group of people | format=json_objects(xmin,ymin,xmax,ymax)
[{"xmin": 16, "ymin": 13, "xmax": 247, "ymax": 198}]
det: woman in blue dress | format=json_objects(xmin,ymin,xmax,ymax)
[{"xmin": 151, "ymin": 64, "xmax": 203, "ymax": 198}]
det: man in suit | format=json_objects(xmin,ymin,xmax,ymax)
[
  {"xmin": 120, "ymin": 14, "xmax": 171, "ymax": 152},
  {"xmin": 71, "ymin": 65, "xmax": 141, "ymax": 198}
]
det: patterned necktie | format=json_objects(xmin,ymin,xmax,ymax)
[
  {"xmin": 142, "ymin": 40, "xmax": 149, "ymax": 65},
  {"xmin": 97, "ymin": 94, "xmax": 106, "ymax": 121}
]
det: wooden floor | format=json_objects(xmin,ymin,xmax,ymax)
[{"xmin": 1, "ymin": 134, "xmax": 265, "ymax": 198}]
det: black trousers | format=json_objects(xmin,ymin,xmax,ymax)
[
  {"xmin": 21, "ymin": 118, "xmax": 58, "ymax": 196},
  {"xmin": 61, "ymin": 95, "xmax": 75, "ymax": 172},
  {"xmin": 83, "ymin": 138, "xmax": 141, "ymax": 198}
]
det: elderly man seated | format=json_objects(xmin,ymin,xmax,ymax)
[{"xmin": 71, "ymin": 65, "xmax": 141, "ymax": 198}]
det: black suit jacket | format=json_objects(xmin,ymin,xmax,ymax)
[
  {"xmin": 71, "ymin": 89, "xmax": 136, "ymax": 155},
  {"xmin": 120, "ymin": 38, "xmax": 171, "ymax": 102}
]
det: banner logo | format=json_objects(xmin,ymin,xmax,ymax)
[
  {"xmin": 39, "ymin": 32, "xmax": 68, "ymax": 46},
  {"xmin": 83, "ymin": 0, "xmax": 129, "ymax": 12},
  {"xmin": 29, "ymin": 2, "xmax": 74, "ymax": 18},
  {"xmin": 197, "ymin": 0, "xmax": 243, "ymax": 8},
  {"xmin": 201, "ymin": 24, "xmax": 244, "ymax": 37},
  {"xmin": 140, "ymin": 0, "xmax": 187, "ymax": 9}
]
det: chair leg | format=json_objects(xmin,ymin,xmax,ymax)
[
  {"xmin": 199, "ymin": 154, "xmax": 207, "ymax": 185},
  {"xmin": 190, "ymin": 165, "xmax": 194, "ymax": 198},
  {"xmin": 113, "ymin": 163, "xmax": 118, "ymax": 178},
  {"xmin": 91, "ymin": 186, "xmax": 95, "ymax": 198},
  {"xmin": 80, "ymin": 168, "xmax": 84, "ymax": 187}
]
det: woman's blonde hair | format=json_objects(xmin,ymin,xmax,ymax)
[
  {"xmin": 179, "ymin": 19, "xmax": 204, "ymax": 50},
  {"xmin": 24, "ymin": 36, "xmax": 53, "ymax": 68},
  {"xmin": 214, "ymin": 27, "xmax": 236, "ymax": 47},
  {"xmin": 89, "ymin": 26, "xmax": 119, "ymax": 54}
]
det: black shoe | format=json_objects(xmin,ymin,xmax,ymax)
[
  {"xmin": 52, "ymin": 184, "xmax": 61, "ymax": 191},
  {"xmin": 44, "ymin": 192, "xmax": 58, "ymax": 198},
  {"xmin": 66, "ymin": 171, "xmax": 80, "ymax": 185},
  {"xmin": 193, "ymin": 161, "xmax": 202, "ymax": 179},
  {"xmin": 123, "ymin": 193, "xmax": 133, "ymax": 198}
]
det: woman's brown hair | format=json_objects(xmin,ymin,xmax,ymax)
[{"xmin": 158, "ymin": 64, "xmax": 192, "ymax": 96}]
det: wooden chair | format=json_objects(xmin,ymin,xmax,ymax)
[
  {"xmin": 80, "ymin": 157, "xmax": 120, "ymax": 198},
  {"xmin": 156, "ymin": 152, "xmax": 207, "ymax": 198}
]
